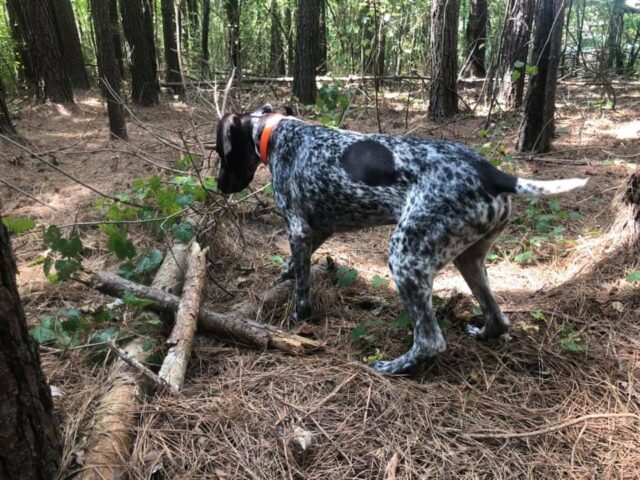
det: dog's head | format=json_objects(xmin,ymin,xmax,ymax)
[{"xmin": 216, "ymin": 105, "xmax": 292, "ymax": 194}]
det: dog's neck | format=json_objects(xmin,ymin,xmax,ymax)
[{"xmin": 257, "ymin": 114, "xmax": 284, "ymax": 165}]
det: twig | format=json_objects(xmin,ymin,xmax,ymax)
[
  {"xmin": 0, "ymin": 177, "xmax": 60, "ymax": 212},
  {"xmin": 0, "ymin": 133, "xmax": 144, "ymax": 209},
  {"xmin": 464, "ymin": 413, "xmax": 640, "ymax": 440},
  {"xmin": 106, "ymin": 339, "xmax": 177, "ymax": 394}
]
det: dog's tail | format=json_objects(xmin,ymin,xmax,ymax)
[{"xmin": 513, "ymin": 177, "xmax": 588, "ymax": 196}]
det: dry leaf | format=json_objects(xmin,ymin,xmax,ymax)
[
  {"xmin": 50, "ymin": 385, "xmax": 65, "ymax": 397},
  {"xmin": 384, "ymin": 452, "xmax": 400, "ymax": 480},
  {"xmin": 611, "ymin": 301, "xmax": 624, "ymax": 312},
  {"xmin": 292, "ymin": 426, "xmax": 313, "ymax": 451}
]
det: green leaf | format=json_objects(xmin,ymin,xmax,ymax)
[
  {"xmin": 43, "ymin": 257, "xmax": 54, "ymax": 276},
  {"xmin": 371, "ymin": 274, "xmax": 389, "ymax": 289},
  {"xmin": 88, "ymin": 327, "xmax": 119, "ymax": 345},
  {"xmin": 122, "ymin": 291, "xmax": 155, "ymax": 308},
  {"xmin": 30, "ymin": 325, "xmax": 58, "ymax": 344},
  {"xmin": 432, "ymin": 294, "xmax": 444, "ymax": 306},
  {"xmin": 135, "ymin": 249, "xmax": 164, "ymax": 274},
  {"xmin": 336, "ymin": 265, "xmax": 358, "ymax": 287},
  {"xmin": 561, "ymin": 337, "xmax": 586, "ymax": 353},
  {"xmin": 58, "ymin": 235, "xmax": 83, "ymax": 258},
  {"xmin": 103, "ymin": 226, "xmax": 136, "ymax": 260},
  {"xmin": 526, "ymin": 65, "xmax": 538, "ymax": 76},
  {"xmin": 530, "ymin": 310, "xmax": 547, "ymax": 321},
  {"xmin": 514, "ymin": 60, "xmax": 525, "ymax": 68},
  {"xmin": 510, "ymin": 70, "xmax": 521, "ymax": 82},
  {"xmin": 626, "ymin": 271, "xmax": 640, "ymax": 282},
  {"xmin": 477, "ymin": 129, "xmax": 488, "ymax": 139},
  {"xmin": 349, "ymin": 324, "xmax": 367, "ymax": 340},
  {"xmin": 391, "ymin": 310, "xmax": 412, "ymax": 330},
  {"xmin": 117, "ymin": 263, "xmax": 140, "ymax": 281},
  {"xmin": 44, "ymin": 225, "xmax": 62, "ymax": 247},
  {"xmin": 514, "ymin": 251, "xmax": 534, "ymax": 264},
  {"xmin": 3, "ymin": 217, "xmax": 36, "ymax": 235},
  {"xmin": 54, "ymin": 259, "xmax": 81, "ymax": 281},
  {"xmin": 172, "ymin": 222, "xmax": 195, "ymax": 243},
  {"xmin": 268, "ymin": 254, "xmax": 285, "ymax": 266}
]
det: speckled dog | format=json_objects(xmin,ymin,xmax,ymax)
[{"xmin": 216, "ymin": 106, "xmax": 587, "ymax": 374}]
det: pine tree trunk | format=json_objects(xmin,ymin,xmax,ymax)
[
  {"xmin": 606, "ymin": 0, "xmax": 626, "ymax": 73},
  {"xmin": 13, "ymin": 0, "xmax": 74, "ymax": 103},
  {"xmin": 50, "ymin": 0, "xmax": 90, "ymax": 90},
  {"xmin": 6, "ymin": 0, "xmax": 36, "ymax": 86},
  {"xmin": 0, "ymin": 221, "xmax": 62, "ymax": 480},
  {"xmin": 318, "ymin": 0, "xmax": 328, "ymax": 75},
  {"xmin": 91, "ymin": 0, "xmax": 128, "ymax": 140},
  {"xmin": 269, "ymin": 0, "xmax": 285, "ymax": 75},
  {"xmin": 463, "ymin": 0, "xmax": 487, "ymax": 78},
  {"xmin": 201, "ymin": 0, "xmax": 211, "ymax": 76},
  {"xmin": 293, "ymin": 0, "xmax": 321, "ymax": 104},
  {"xmin": 120, "ymin": 0, "xmax": 160, "ymax": 106},
  {"xmin": 0, "ymin": 76, "xmax": 17, "ymax": 136},
  {"xmin": 428, "ymin": 0, "xmax": 459, "ymax": 120},
  {"xmin": 361, "ymin": 1, "xmax": 375, "ymax": 75},
  {"xmin": 162, "ymin": 0, "xmax": 184, "ymax": 95},
  {"xmin": 284, "ymin": 5, "xmax": 295, "ymax": 76},
  {"xmin": 110, "ymin": 0, "xmax": 125, "ymax": 77},
  {"xmin": 225, "ymin": 0, "xmax": 241, "ymax": 74},
  {"xmin": 517, "ymin": 0, "xmax": 566, "ymax": 153},
  {"xmin": 499, "ymin": 0, "xmax": 534, "ymax": 109}
]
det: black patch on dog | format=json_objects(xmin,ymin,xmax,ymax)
[
  {"xmin": 340, "ymin": 140, "xmax": 397, "ymax": 186},
  {"xmin": 472, "ymin": 160, "xmax": 517, "ymax": 197}
]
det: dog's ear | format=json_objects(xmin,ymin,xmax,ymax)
[
  {"xmin": 216, "ymin": 113, "xmax": 238, "ymax": 158},
  {"xmin": 261, "ymin": 104, "xmax": 273, "ymax": 114},
  {"xmin": 280, "ymin": 106, "xmax": 294, "ymax": 116}
]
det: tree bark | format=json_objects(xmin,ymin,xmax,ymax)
[
  {"xmin": 428, "ymin": 0, "xmax": 459, "ymax": 120},
  {"xmin": 499, "ymin": 0, "xmax": 534, "ymax": 109},
  {"xmin": 606, "ymin": 0, "xmax": 626, "ymax": 73},
  {"xmin": 293, "ymin": 0, "xmax": 321, "ymax": 104},
  {"xmin": 110, "ymin": 0, "xmax": 125, "ymax": 77},
  {"xmin": 0, "ymin": 221, "xmax": 62, "ymax": 480},
  {"xmin": 12, "ymin": 0, "xmax": 74, "ymax": 103},
  {"xmin": 269, "ymin": 0, "xmax": 286, "ymax": 75},
  {"xmin": 0, "ymin": 78, "xmax": 17, "ymax": 136},
  {"xmin": 463, "ymin": 0, "xmax": 487, "ymax": 78},
  {"xmin": 162, "ymin": 0, "xmax": 185, "ymax": 95},
  {"xmin": 318, "ymin": 0, "xmax": 328, "ymax": 75},
  {"xmin": 225, "ymin": 0, "xmax": 241, "ymax": 75},
  {"xmin": 516, "ymin": 0, "xmax": 566, "ymax": 153},
  {"xmin": 91, "ymin": 0, "xmax": 128, "ymax": 140},
  {"xmin": 120, "ymin": 0, "xmax": 160, "ymax": 106},
  {"xmin": 50, "ymin": 0, "xmax": 90, "ymax": 90},
  {"xmin": 6, "ymin": 0, "xmax": 36, "ymax": 86},
  {"xmin": 158, "ymin": 242, "xmax": 208, "ymax": 393},
  {"xmin": 201, "ymin": 0, "xmax": 211, "ymax": 76}
]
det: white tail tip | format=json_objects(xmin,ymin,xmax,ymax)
[{"xmin": 515, "ymin": 177, "xmax": 588, "ymax": 196}]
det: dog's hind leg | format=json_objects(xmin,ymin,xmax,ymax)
[
  {"xmin": 454, "ymin": 223, "xmax": 510, "ymax": 340},
  {"xmin": 370, "ymin": 203, "xmax": 455, "ymax": 374}
]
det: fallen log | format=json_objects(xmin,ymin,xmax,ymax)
[
  {"xmin": 74, "ymin": 261, "xmax": 332, "ymax": 354},
  {"xmin": 159, "ymin": 242, "xmax": 208, "ymax": 392},
  {"xmin": 78, "ymin": 245, "xmax": 188, "ymax": 480}
]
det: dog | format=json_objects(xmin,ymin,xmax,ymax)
[{"xmin": 216, "ymin": 106, "xmax": 587, "ymax": 374}]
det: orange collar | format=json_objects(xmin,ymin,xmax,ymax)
[{"xmin": 259, "ymin": 115, "xmax": 283, "ymax": 165}]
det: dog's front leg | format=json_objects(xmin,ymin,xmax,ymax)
[
  {"xmin": 275, "ymin": 230, "xmax": 332, "ymax": 284},
  {"xmin": 288, "ymin": 217, "xmax": 313, "ymax": 321}
]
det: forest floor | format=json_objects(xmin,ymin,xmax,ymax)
[{"xmin": 1, "ymin": 78, "xmax": 640, "ymax": 479}]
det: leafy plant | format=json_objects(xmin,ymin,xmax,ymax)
[
  {"xmin": 371, "ymin": 274, "xmax": 390, "ymax": 289},
  {"xmin": 626, "ymin": 271, "xmax": 640, "ymax": 282},
  {"xmin": 557, "ymin": 326, "xmax": 586, "ymax": 353},
  {"xmin": 316, "ymin": 82, "xmax": 351, "ymax": 127},
  {"xmin": 3, "ymin": 216, "xmax": 36, "ymax": 235},
  {"xmin": 336, "ymin": 265, "xmax": 358, "ymax": 287},
  {"xmin": 43, "ymin": 226, "xmax": 84, "ymax": 281}
]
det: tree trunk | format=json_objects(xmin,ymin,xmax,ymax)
[
  {"xmin": 162, "ymin": 0, "xmax": 185, "ymax": 95},
  {"xmin": 499, "ymin": 0, "xmax": 534, "ymax": 109},
  {"xmin": 225, "ymin": 0, "xmax": 241, "ymax": 75},
  {"xmin": 91, "ymin": 0, "xmax": 128, "ymax": 140},
  {"xmin": 293, "ymin": 0, "xmax": 321, "ymax": 104},
  {"xmin": 201, "ymin": 0, "xmax": 211, "ymax": 76},
  {"xmin": 6, "ymin": 0, "xmax": 36, "ymax": 86},
  {"xmin": 428, "ymin": 0, "xmax": 459, "ymax": 120},
  {"xmin": 463, "ymin": 0, "xmax": 487, "ymax": 78},
  {"xmin": 284, "ymin": 4, "xmax": 295, "ymax": 76},
  {"xmin": 0, "ymin": 78, "xmax": 17, "ymax": 136},
  {"xmin": 120, "ymin": 0, "xmax": 160, "ymax": 106},
  {"xmin": 516, "ymin": 0, "xmax": 566, "ymax": 153},
  {"xmin": 269, "ymin": 0, "xmax": 285, "ymax": 75},
  {"xmin": 110, "ymin": 0, "xmax": 125, "ymax": 77},
  {"xmin": 318, "ymin": 0, "xmax": 328, "ymax": 75},
  {"xmin": 50, "ymin": 0, "xmax": 90, "ymax": 89},
  {"xmin": 606, "ymin": 0, "xmax": 626, "ymax": 73},
  {"xmin": 13, "ymin": 0, "xmax": 74, "ymax": 103},
  {"xmin": 0, "ymin": 221, "xmax": 62, "ymax": 480}
]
